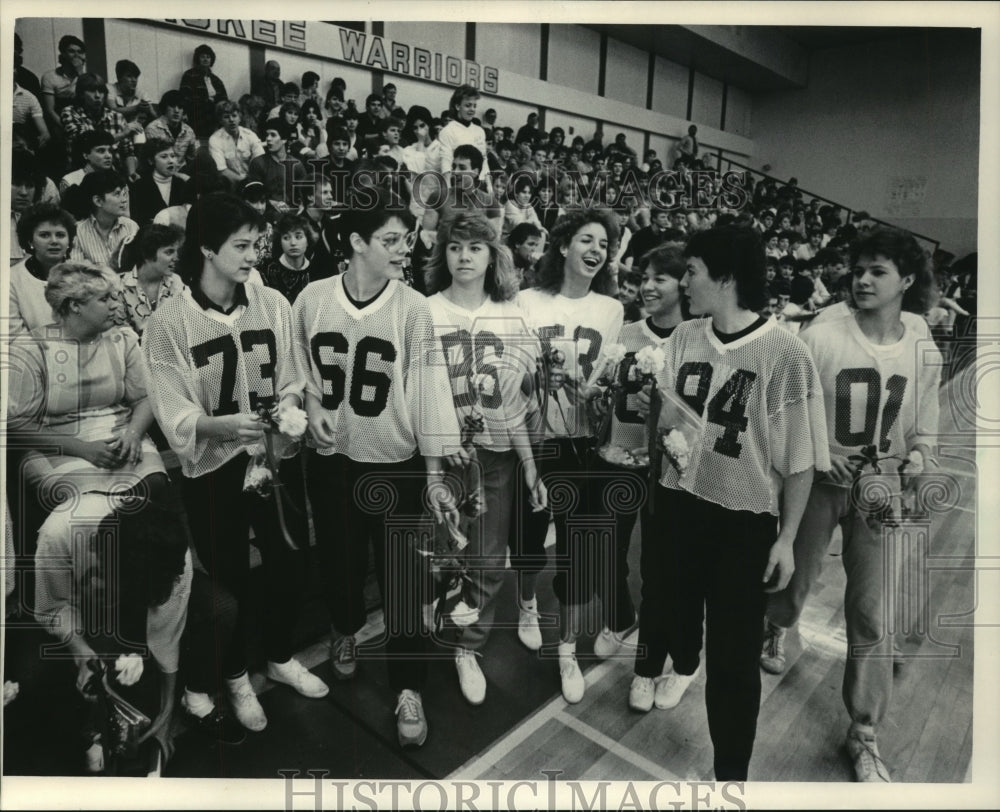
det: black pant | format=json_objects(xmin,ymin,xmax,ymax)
[
  {"xmin": 636, "ymin": 486, "xmax": 776, "ymax": 781},
  {"xmin": 306, "ymin": 451, "xmax": 428, "ymax": 693},
  {"xmin": 180, "ymin": 452, "xmax": 308, "ymax": 686}
]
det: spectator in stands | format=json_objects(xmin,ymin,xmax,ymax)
[
  {"xmin": 13, "ymin": 74, "xmax": 50, "ymax": 152},
  {"xmin": 502, "ymin": 175, "xmax": 544, "ymax": 239},
  {"xmin": 114, "ymin": 223, "xmax": 186, "ymax": 338},
  {"xmin": 130, "ymin": 139, "xmax": 189, "ymax": 228},
  {"xmin": 41, "ymin": 35, "xmax": 87, "ymax": 133},
  {"xmin": 144, "ymin": 90, "xmax": 198, "ymax": 170},
  {"xmin": 14, "ymin": 33, "xmax": 41, "ymax": 99},
  {"xmin": 795, "ymin": 228, "xmax": 824, "ymax": 261},
  {"xmin": 515, "ymin": 112, "xmax": 542, "ymax": 145},
  {"xmin": 180, "ymin": 43, "xmax": 229, "ymax": 138},
  {"xmin": 381, "ymin": 82, "xmax": 406, "ymax": 119},
  {"xmin": 534, "ymin": 179, "xmax": 562, "ymax": 232},
  {"xmin": 606, "ymin": 132, "xmax": 637, "ymax": 160},
  {"xmin": 9, "ymin": 203, "xmax": 75, "ymax": 334},
  {"xmin": 507, "ymin": 221, "xmax": 543, "ymax": 289},
  {"xmin": 299, "ymin": 71, "xmax": 322, "ymax": 110},
  {"xmin": 247, "ymin": 118, "xmax": 306, "ymax": 211},
  {"xmin": 355, "ymin": 93, "xmax": 385, "ymax": 156},
  {"xmin": 61, "ymin": 73, "xmax": 140, "ymax": 178},
  {"xmin": 432, "ymin": 84, "xmax": 490, "ymax": 189},
  {"xmin": 299, "ymin": 100, "xmax": 327, "ymax": 159},
  {"xmin": 623, "ymin": 207, "xmax": 681, "ymax": 270},
  {"xmin": 209, "ymin": 101, "xmax": 265, "ymax": 186},
  {"xmin": 252, "ymin": 60, "xmax": 283, "ymax": 109},
  {"xmin": 378, "ymin": 117, "xmax": 406, "ymax": 167},
  {"xmin": 8, "ymin": 259, "xmax": 166, "ymax": 512},
  {"xmin": 267, "ymin": 83, "xmax": 301, "ymax": 121},
  {"xmin": 11, "ymin": 154, "xmax": 61, "ymax": 263},
  {"xmin": 106, "ymin": 59, "xmax": 154, "ymax": 124},
  {"xmin": 259, "ymin": 212, "xmax": 316, "ymax": 303},
  {"xmin": 61, "ymin": 129, "xmax": 115, "ymax": 199},
  {"xmin": 70, "ymin": 170, "xmax": 138, "ymax": 271},
  {"xmin": 676, "ymin": 124, "xmax": 698, "ymax": 167},
  {"xmin": 618, "ymin": 270, "xmax": 643, "ymax": 323},
  {"xmin": 340, "ymin": 105, "xmax": 361, "ymax": 160}
]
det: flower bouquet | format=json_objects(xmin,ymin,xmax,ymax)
[
  {"xmin": 243, "ymin": 400, "xmax": 308, "ymax": 549},
  {"xmin": 847, "ymin": 445, "xmax": 927, "ymax": 529}
]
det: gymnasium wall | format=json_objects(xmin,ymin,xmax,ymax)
[
  {"xmin": 752, "ymin": 29, "xmax": 980, "ymax": 257},
  {"xmin": 14, "ymin": 18, "xmax": 755, "ymax": 169}
]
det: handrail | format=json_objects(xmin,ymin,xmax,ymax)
[{"xmin": 721, "ymin": 157, "xmax": 940, "ymax": 254}]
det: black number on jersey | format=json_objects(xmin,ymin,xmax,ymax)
[
  {"xmin": 675, "ymin": 361, "xmax": 757, "ymax": 459},
  {"xmin": 834, "ymin": 368, "xmax": 908, "ymax": 452},
  {"xmin": 190, "ymin": 330, "xmax": 277, "ymax": 416},
  {"xmin": 310, "ymin": 332, "xmax": 395, "ymax": 416},
  {"xmin": 538, "ymin": 324, "xmax": 603, "ymax": 381},
  {"xmin": 441, "ymin": 329, "xmax": 506, "ymax": 410},
  {"xmin": 615, "ymin": 354, "xmax": 645, "ymax": 424}
]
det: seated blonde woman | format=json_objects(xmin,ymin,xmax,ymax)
[{"xmin": 7, "ymin": 261, "xmax": 166, "ymax": 512}]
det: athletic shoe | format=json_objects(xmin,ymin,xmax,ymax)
[
  {"xmin": 518, "ymin": 597, "xmax": 543, "ymax": 651},
  {"xmin": 267, "ymin": 658, "xmax": 330, "ymax": 698},
  {"xmin": 846, "ymin": 723, "xmax": 891, "ymax": 782},
  {"xmin": 593, "ymin": 627, "xmax": 627, "ymax": 660},
  {"xmin": 331, "ymin": 634, "xmax": 357, "ymax": 681},
  {"xmin": 395, "ymin": 689, "xmax": 428, "ymax": 748},
  {"xmin": 227, "ymin": 673, "xmax": 267, "ymax": 732},
  {"xmin": 654, "ymin": 664, "xmax": 700, "ymax": 709},
  {"xmin": 84, "ymin": 734, "xmax": 104, "ymax": 774},
  {"xmin": 760, "ymin": 621, "xmax": 788, "ymax": 674},
  {"xmin": 181, "ymin": 703, "xmax": 246, "ymax": 744},
  {"xmin": 455, "ymin": 648, "xmax": 487, "ymax": 705},
  {"xmin": 628, "ymin": 675, "xmax": 655, "ymax": 713},
  {"xmin": 559, "ymin": 654, "xmax": 585, "ymax": 704}
]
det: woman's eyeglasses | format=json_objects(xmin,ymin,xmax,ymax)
[{"xmin": 376, "ymin": 231, "xmax": 417, "ymax": 251}]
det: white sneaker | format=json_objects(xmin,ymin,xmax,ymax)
[
  {"xmin": 455, "ymin": 648, "xmax": 486, "ymax": 705},
  {"xmin": 846, "ymin": 723, "xmax": 891, "ymax": 782},
  {"xmin": 593, "ymin": 626, "xmax": 630, "ymax": 660},
  {"xmin": 559, "ymin": 654, "xmax": 585, "ymax": 704},
  {"xmin": 518, "ymin": 597, "xmax": 543, "ymax": 651},
  {"xmin": 226, "ymin": 673, "xmax": 267, "ymax": 732},
  {"xmin": 628, "ymin": 675, "xmax": 655, "ymax": 712},
  {"xmin": 654, "ymin": 664, "xmax": 701, "ymax": 709},
  {"xmin": 267, "ymin": 658, "xmax": 330, "ymax": 698}
]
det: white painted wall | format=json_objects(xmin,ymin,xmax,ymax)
[
  {"xmin": 477, "ymin": 23, "xmax": 541, "ymax": 78},
  {"xmin": 604, "ymin": 36, "xmax": 646, "ymax": 110},
  {"xmin": 546, "ymin": 24, "xmax": 599, "ymax": 97}
]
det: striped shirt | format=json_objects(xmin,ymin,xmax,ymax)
[
  {"xmin": 70, "ymin": 215, "xmax": 138, "ymax": 271},
  {"xmin": 13, "ymin": 84, "xmax": 44, "ymax": 126}
]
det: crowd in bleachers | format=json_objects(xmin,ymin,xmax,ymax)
[{"xmin": 5, "ymin": 29, "xmax": 978, "ymax": 782}]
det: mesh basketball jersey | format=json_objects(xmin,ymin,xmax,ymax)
[
  {"xmin": 516, "ymin": 288, "xmax": 624, "ymax": 438},
  {"xmin": 808, "ymin": 300, "xmax": 931, "ymax": 338},
  {"xmin": 608, "ymin": 319, "xmax": 674, "ymax": 453},
  {"xmin": 800, "ymin": 315, "xmax": 940, "ymax": 462},
  {"xmin": 143, "ymin": 285, "xmax": 300, "ymax": 478},
  {"xmin": 291, "ymin": 276, "xmax": 460, "ymax": 463},
  {"xmin": 656, "ymin": 316, "xmax": 830, "ymax": 515},
  {"xmin": 426, "ymin": 293, "xmax": 538, "ymax": 453}
]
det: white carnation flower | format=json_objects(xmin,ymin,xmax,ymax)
[
  {"xmin": 605, "ymin": 343, "xmax": 627, "ymax": 366},
  {"xmin": 906, "ymin": 450, "xmax": 925, "ymax": 475},
  {"xmin": 661, "ymin": 428, "xmax": 691, "ymax": 474},
  {"xmin": 244, "ymin": 465, "xmax": 273, "ymax": 491},
  {"xmin": 277, "ymin": 404, "xmax": 308, "ymax": 438},
  {"xmin": 450, "ymin": 600, "xmax": 480, "ymax": 626},
  {"xmin": 635, "ymin": 345, "xmax": 666, "ymax": 376}
]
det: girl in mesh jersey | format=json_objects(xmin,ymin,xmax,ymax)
[
  {"xmin": 143, "ymin": 193, "xmax": 329, "ymax": 741},
  {"xmin": 636, "ymin": 226, "xmax": 829, "ymax": 780},
  {"xmin": 759, "ymin": 228, "xmax": 941, "ymax": 783},
  {"xmin": 423, "ymin": 211, "xmax": 548, "ymax": 707}
]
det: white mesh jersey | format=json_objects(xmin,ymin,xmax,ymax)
[
  {"xmin": 426, "ymin": 293, "xmax": 539, "ymax": 453},
  {"xmin": 655, "ymin": 316, "xmax": 831, "ymax": 516},
  {"xmin": 291, "ymin": 276, "xmax": 460, "ymax": 462},
  {"xmin": 608, "ymin": 319, "xmax": 674, "ymax": 453},
  {"xmin": 143, "ymin": 285, "xmax": 300, "ymax": 478},
  {"xmin": 800, "ymin": 315, "xmax": 940, "ymax": 462},
  {"xmin": 516, "ymin": 288, "xmax": 625, "ymax": 438},
  {"xmin": 807, "ymin": 300, "xmax": 931, "ymax": 338}
]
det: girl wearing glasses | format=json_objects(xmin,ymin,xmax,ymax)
[
  {"xmin": 290, "ymin": 188, "xmax": 461, "ymax": 749},
  {"xmin": 143, "ymin": 193, "xmax": 328, "ymax": 740}
]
